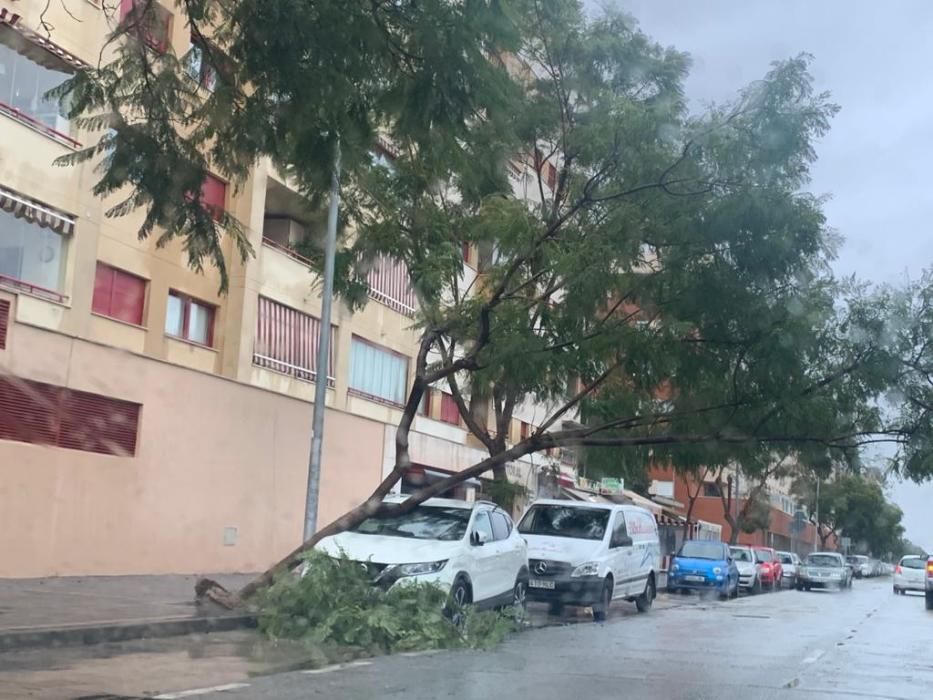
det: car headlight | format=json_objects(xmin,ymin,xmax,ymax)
[
  {"xmin": 712, "ymin": 567, "xmax": 722, "ymax": 575},
  {"xmin": 571, "ymin": 562, "xmax": 600, "ymax": 577},
  {"xmin": 389, "ymin": 560, "xmax": 448, "ymax": 577},
  {"xmin": 671, "ymin": 562, "xmax": 680, "ymax": 571}
]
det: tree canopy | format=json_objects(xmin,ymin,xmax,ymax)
[{"xmin": 51, "ymin": 0, "xmax": 933, "ymax": 600}]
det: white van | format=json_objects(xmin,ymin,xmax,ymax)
[{"xmin": 517, "ymin": 499, "xmax": 661, "ymax": 621}]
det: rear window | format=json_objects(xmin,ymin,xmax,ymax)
[
  {"xmin": 900, "ymin": 558, "xmax": 926, "ymax": 570},
  {"xmin": 518, "ymin": 505, "xmax": 610, "ymax": 541},
  {"xmin": 678, "ymin": 541, "xmax": 725, "ymax": 560}
]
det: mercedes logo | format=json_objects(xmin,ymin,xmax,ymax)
[{"xmin": 534, "ymin": 561, "xmax": 548, "ymax": 575}]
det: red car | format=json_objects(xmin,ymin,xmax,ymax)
[{"xmin": 753, "ymin": 547, "xmax": 784, "ymax": 591}]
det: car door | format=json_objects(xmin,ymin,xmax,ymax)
[
  {"xmin": 467, "ymin": 510, "xmax": 497, "ymax": 605},
  {"xmin": 610, "ymin": 510, "xmax": 634, "ymax": 597},
  {"xmin": 487, "ymin": 510, "xmax": 521, "ymax": 601}
]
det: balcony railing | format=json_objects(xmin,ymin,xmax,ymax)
[
  {"xmin": 367, "ymin": 254, "xmax": 416, "ymax": 316},
  {"xmin": 252, "ymin": 296, "xmax": 335, "ymax": 386}
]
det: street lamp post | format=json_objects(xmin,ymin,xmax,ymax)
[{"xmin": 303, "ymin": 141, "xmax": 341, "ymax": 541}]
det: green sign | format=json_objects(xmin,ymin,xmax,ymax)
[{"xmin": 600, "ymin": 478, "xmax": 623, "ymax": 493}]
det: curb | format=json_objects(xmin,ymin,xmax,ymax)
[{"xmin": 0, "ymin": 614, "xmax": 257, "ymax": 652}]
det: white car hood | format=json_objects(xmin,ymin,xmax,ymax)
[
  {"xmin": 316, "ymin": 531, "xmax": 461, "ymax": 564},
  {"xmin": 523, "ymin": 533, "xmax": 604, "ymax": 566}
]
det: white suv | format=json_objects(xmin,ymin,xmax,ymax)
[{"xmin": 316, "ymin": 496, "xmax": 529, "ymax": 614}]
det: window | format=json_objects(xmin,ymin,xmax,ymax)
[
  {"xmin": 0, "ymin": 26, "xmax": 75, "ymax": 138},
  {"xmin": 462, "ymin": 243, "xmax": 476, "ymax": 267},
  {"xmin": 367, "ymin": 254, "xmax": 416, "ymax": 315},
  {"xmin": 92, "ymin": 263, "xmax": 146, "ymax": 326},
  {"xmin": 439, "ymin": 393, "xmax": 460, "ymax": 425},
  {"xmin": 0, "ymin": 200, "xmax": 68, "ymax": 293},
  {"xmin": 418, "ymin": 389, "xmax": 431, "ymax": 416},
  {"xmin": 185, "ymin": 36, "xmax": 219, "ymax": 91},
  {"xmin": 518, "ymin": 505, "xmax": 610, "ymax": 541},
  {"xmin": 200, "ymin": 174, "xmax": 226, "ymax": 220},
  {"xmin": 519, "ymin": 420, "xmax": 531, "ymax": 440},
  {"xmin": 471, "ymin": 511, "xmax": 494, "ymax": 542},
  {"xmin": 611, "ymin": 512, "xmax": 628, "ymax": 546},
  {"xmin": 0, "ymin": 375, "xmax": 140, "ymax": 456},
  {"xmin": 165, "ymin": 291, "xmax": 214, "ymax": 346},
  {"xmin": 348, "ymin": 337, "xmax": 408, "ymax": 406},
  {"xmin": 120, "ymin": 0, "xmax": 173, "ymax": 53},
  {"xmin": 252, "ymin": 296, "xmax": 334, "ymax": 384},
  {"xmin": 545, "ymin": 162, "xmax": 557, "ymax": 190},
  {"xmin": 489, "ymin": 511, "xmax": 512, "ymax": 541},
  {"xmin": 702, "ymin": 481, "xmax": 722, "ymax": 498}
]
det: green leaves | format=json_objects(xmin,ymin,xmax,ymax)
[{"xmin": 257, "ymin": 551, "xmax": 517, "ymax": 654}]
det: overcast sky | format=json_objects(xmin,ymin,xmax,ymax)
[{"xmin": 612, "ymin": 0, "xmax": 933, "ymax": 551}]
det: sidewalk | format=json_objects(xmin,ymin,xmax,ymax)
[{"xmin": 0, "ymin": 574, "xmax": 258, "ymax": 651}]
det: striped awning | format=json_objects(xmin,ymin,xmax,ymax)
[
  {"xmin": 0, "ymin": 186, "xmax": 75, "ymax": 235},
  {"xmin": 0, "ymin": 15, "xmax": 88, "ymax": 72}
]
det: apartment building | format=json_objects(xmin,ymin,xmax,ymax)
[{"xmin": 0, "ymin": 0, "xmax": 557, "ymax": 577}]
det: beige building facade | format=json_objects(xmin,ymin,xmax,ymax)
[{"xmin": 0, "ymin": 0, "xmax": 552, "ymax": 577}]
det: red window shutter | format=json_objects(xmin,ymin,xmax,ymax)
[
  {"xmin": 440, "ymin": 393, "xmax": 460, "ymax": 425},
  {"xmin": 201, "ymin": 175, "xmax": 226, "ymax": 220},
  {"xmin": 520, "ymin": 421, "xmax": 530, "ymax": 440},
  {"xmin": 418, "ymin": 390, "xmax": 431, "ymax": 416},
  {"xmin": 545, "ymin": 163, "xmax": 557, "ymax": 190},
  {"xmin": 92, "ymin": 263, "xmax": 115, "ymax": 317},
  {"xmin": 59, "ymin": 388, "xmax": 140, "ymax": 456},
  {"xmin": 0, "ymin": 299, "xmax": 9, "ymax": 350},
  {"xmin": 0, "ymin": 376, "xmax": 62, "ymax": 446},
  {"xmin": 0, "ymin": 376, "xmax": 140, "ymax": 456},
  {"xmin": 111, "ymin": 269, "xmax": 146, "ymax": 325},
  {"xmin": 462, "ymin": 243, "xmax": 472, "ymax": 265}
]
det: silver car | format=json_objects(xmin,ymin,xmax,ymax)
[
  {"xmin": 777, "ymin": 551, "xmax": 801, "ymax": 588},
  {"xmin": 729, "ymin": 546, "xmax": 762, "ymax": 594}
]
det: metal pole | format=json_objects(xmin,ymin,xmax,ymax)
[
  {"xmin": 733, "ymin": 467, "xmax": 740, "ymax": 542},
  {"xmin": 813, "ymin": 479, "xmax": 820, "ymax": 552},
  {"xmin": 304, "ymin": 139, "xmax": 341, "ymax": 541}
]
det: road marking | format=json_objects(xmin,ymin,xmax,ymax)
[
  {"xmin": 154, "ymin": 683, "xmax": 251, "ymax": 699},
  {"xmin": 803, "ymin": 649, "xmax": 825, "ymax": 665},
  {"xmin": 303, "ymin": 660, "xmax": 373, "ymax": 675},
  {"xmin": 401, "ymin": 650, "xmax": 439, "ymax": 658}
]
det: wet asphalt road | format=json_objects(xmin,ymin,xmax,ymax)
[
  {"xmin": 195, "ymin": 578, "xmax": 930, "ymax": 700},
  {"xmin": 1, "ymin": 578, "xmax": 929, "ymax": 699}
]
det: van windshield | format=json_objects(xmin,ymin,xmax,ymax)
[{"xmin": 518, "ymin": 505, "xmax": 610, "ymax": 541}]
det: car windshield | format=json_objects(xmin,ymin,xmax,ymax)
[
  {"xmin": 678, "ymin": 541, "xmax": 725, "ymax": 560},
  {"xmin": 755, "ymin": 549, "xmax": 773, "ymax": 562},
  {"xmin": 730, "ymin": 548, "xmax": 753, "ymax": 562},
  {"xmin": 807, "ymin": 554, "xmax": 842, "ymax": 567},
  {"xmin": 517, "ymin": 505, "xmax": 610, "ymax": 541},
  {"xmin": 900, "ymin": 558, "xmax": 926, "ymax": 570},
  {"xmin": 351, "ymin": 505, "xmax": 471, "ymax": 541}
]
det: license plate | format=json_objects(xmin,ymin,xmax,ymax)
[
  {"xmin": 529, "ymin": 579, "xmax": 555, "ymax": 590},
  {"xmin": 685, "ymin": 575, "xmax": 705, "ymax": 583}
]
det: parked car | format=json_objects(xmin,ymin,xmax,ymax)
[
  {"xmin": 315, "ymin": 496, "xmax": 529, "ymax": 616},
  {"xmin": 797, "ymin": 552, "xmax": 853, "ymax": 591},
  {"xmin": 849, "ymin": 554, "xmax": 870, "ymax": 578},
  {"xmin": 893, "ymin": 555, "xmax": 926, "ymax": 595},
  {"xmin": 730, "ymin": 545, "xmax": 763, "ymax": 594},
  {"xmin": 777, "ymin": 551, "xmax": 801, "ymax": 588},
  {"xmin": 517, "ymin": 500, "xmax": 661, "ymax": 621},
  {"xmin": 753, "ymin": 547, "xmax": 783, "ymax": 590},
  {"xmin": 667, "ymin": 540, "xmax": 739, "ymax": 599},
  {"xmin": 926, "ymin": 556, "xmax": 933, "ymax": 610}
]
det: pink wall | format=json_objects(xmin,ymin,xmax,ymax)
[{"xmin": 0, "ymin": 324, "xmax": 385, "ymax": 577}]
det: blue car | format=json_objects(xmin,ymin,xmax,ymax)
[{"xmin": 667, "ymin": 540, "xmax": 739, "ymax": 599}]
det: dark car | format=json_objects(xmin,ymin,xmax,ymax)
[
  {"xmin": 798, "ymin": 552, "xmax": 853, "ymax": 591},
  {"xmin": 667, "ymin": 540, "xmax": 739, "ymax": 599}
]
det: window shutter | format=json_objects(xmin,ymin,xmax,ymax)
[
  {"xmin": 92, "ymin": 263, "xmax": 115, "ymax": 317},
  {"xmin": 201, "ymin": 175, "xmax": 226, "ymax": 220},
  {"xmin": 440, "ymin": 393, "xmax": 460, "ymax": 425},
  {"xmin": 111, "ymin": 269, "xmax": 146, "ymax": 326},
  {"xmin": 0, "ymin": 376, "xmax": 140, "ymax": 456},
  {"xmin": 0, "ymin": 298, "xmax": 9, "ymax": 350}
]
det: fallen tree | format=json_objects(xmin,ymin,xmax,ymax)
[{"xmin": 51, "ymin": 0, "xmax": 933, "ymax": 608}]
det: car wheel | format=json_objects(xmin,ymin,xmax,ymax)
[
  {"xmin": 752, "ymin": 577, "xmax": 762, "ymax": 595},
  {"xmin": 893, "ymin": 587, "xmax": 899, "ymax": 595},
  {"xmin": 926, "ymin": 593, "xmax": 933, "ymax": 611},
  {"xmin": 446, "ymin": 578, "xmax": 472, "ymax": 627},
  {"xmin": 730, "ymin": 581, "xmax": 739, "ymax": 599},
  {"xmin": 511, "ymin": 577, "xmax": 528, "ymax": 624},
  {"xmin": 548, "ymin": 601, "xmax": 565, "ymax": 616},
  {"xmin": 636, "ymin": 575, "xmax": 655, "ymax": 613},
  {"xmin": 592, "ymin": 577, "xmax": 613, "ymax": 622}
]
